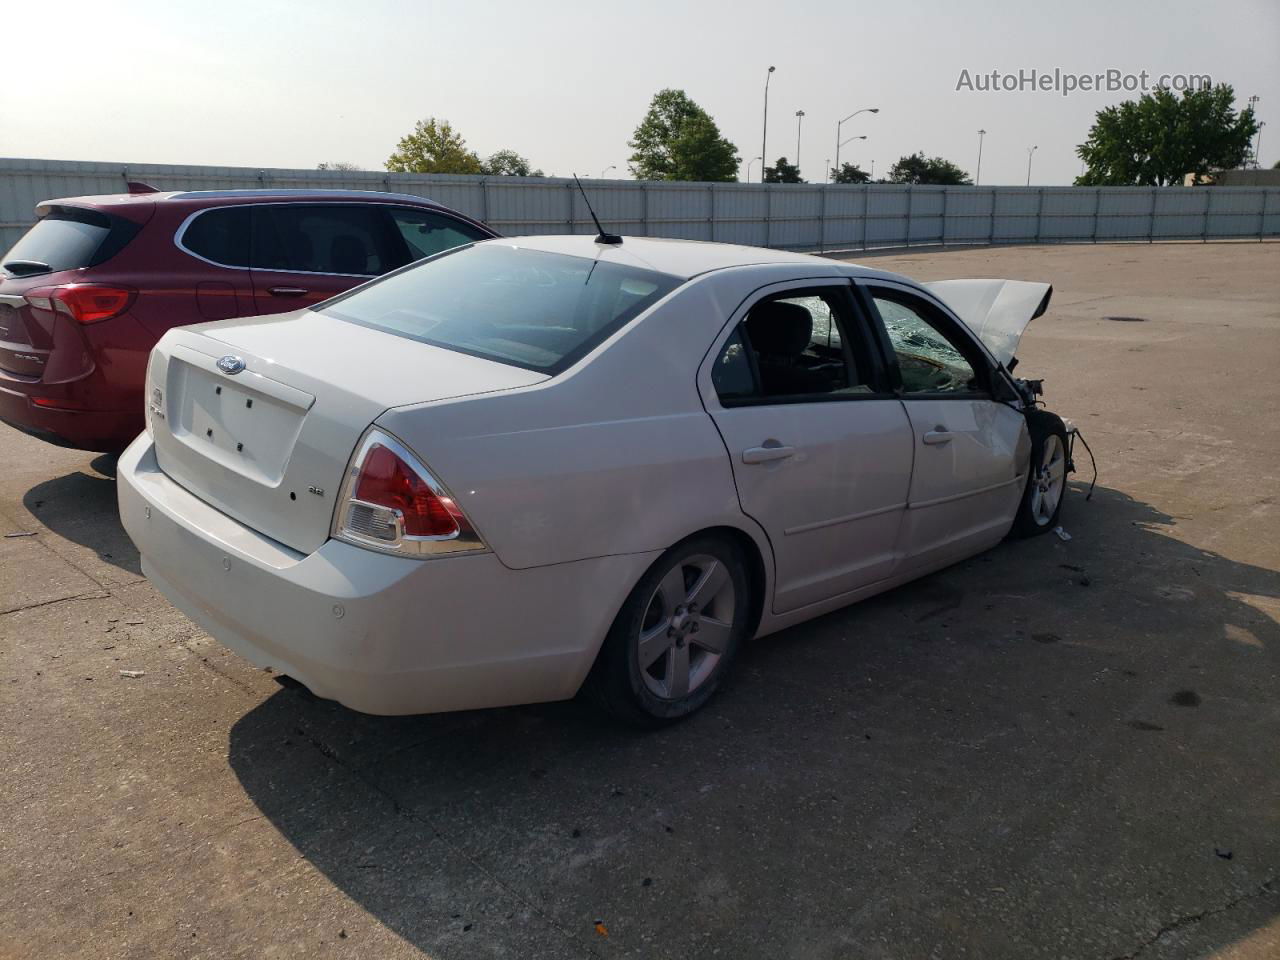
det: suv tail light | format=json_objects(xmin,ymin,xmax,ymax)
[
  {"xmin": 26, "ymin": 284, "xmax": 135, "ymax": 324},
  {"xmin": 333, "ymin": 429, "xmax": 485, "ymax": 558}
]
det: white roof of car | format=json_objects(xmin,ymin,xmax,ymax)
[{"xmin": 487, "ymin": 235, "xmax": 884, "ymax": 281}]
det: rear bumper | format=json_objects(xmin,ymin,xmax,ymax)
[
  {"xmin": 117, "ymin": 434, "xmax": 655, "ymax": 715},
  {"xmin": 0, "ymin": 379, "xmax": 141, "ymax": 451}
]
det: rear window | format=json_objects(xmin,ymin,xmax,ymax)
[
  {"xmin": 320, "ymin": 244, "xmax": 682, "ymax": 373},
  {"xmin": 2, "ymin": 206, "xmax": 140, "ymax": 277}
]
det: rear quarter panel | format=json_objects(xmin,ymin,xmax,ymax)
[{"xmin": 374, "ymin": 268, "xmax": 827, "ymax": 573}]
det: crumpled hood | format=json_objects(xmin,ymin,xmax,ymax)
[{"xmin": 924, "ymin": 279, "xmax": 1053, "ymax": 367}]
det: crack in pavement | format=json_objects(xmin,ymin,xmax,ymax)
[
  {"xmin": 0, "ymin": 590, "xmax": 111, "ymax": 617},
  {"xmin": 1108, "ymin": 877, "xmax": 1278, "ymax": 960},
  {"xmin": 287, "ymin": 716, "xmax": 603, "ymax": 959},
  {"xmin": 176, "ymin": 638, "xmax": 265, "ymax": 699}
]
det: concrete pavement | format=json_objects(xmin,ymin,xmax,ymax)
[{"xmin": 2, "ymin": 241, "xmax": 1278, "ymax": 959}]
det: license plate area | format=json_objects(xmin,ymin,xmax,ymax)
[{"xmin": 168, "ymin": 357, "xmax": 312, "ymax": 485}]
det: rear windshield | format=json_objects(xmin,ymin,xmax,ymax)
[
  {"xmin": 320, "ymin": 244, "xmax": 682, "ymax": 373},
  {"xmin": 2, "ymin": 206, "xmax": 140, "ymax": 277}
]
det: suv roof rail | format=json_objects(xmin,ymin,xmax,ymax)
[{"xmin": 167, "ymin": 188, "xmax": 438, "ymax": 205}]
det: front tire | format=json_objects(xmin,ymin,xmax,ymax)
[
  {"xmin": 586, "ymin": 535, "xmax": 751, "ymax": 726},
  {"xmin": 1011, "ymin": 409, "xmax": 1069, "ymax": 538}
]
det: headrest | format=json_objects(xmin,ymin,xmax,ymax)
[{"xmin": 746, "ymin": 301, "xmax": 813, "ymax": 357}]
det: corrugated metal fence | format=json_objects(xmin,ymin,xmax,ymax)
[{"xmin": 2, "ymin": 156, "xmax": 1277, "ymax": 254}]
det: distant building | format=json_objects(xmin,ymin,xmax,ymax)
[{"xmin": 1184, "ymin": 169, "xmax": 1280, "ymax": 186}]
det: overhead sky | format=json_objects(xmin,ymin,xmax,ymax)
[{"xmin": 5, "ymin": 0, "xmax": 1277, "ymax": 185}]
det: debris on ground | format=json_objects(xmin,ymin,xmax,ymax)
[
  {"xmin": 4, "ymin": 530, "xmax": 38, "ymax": 538},
  {"xmin": 593, "ymin": 919, "xmax": 609, "ymax": 938},
  {"xmin": 118, "ymin": 670, "xmax": 146, "ymax": 679},
  {"xmin": 1214, "ymin": 847, "xmax": 1234, "ymax": 860},
  {"xmin": 1053, "ymin": 526, "xmax": 1072, "ymax": 541}
]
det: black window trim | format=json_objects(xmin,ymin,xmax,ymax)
[
  {"xmin": 856, "ymin": 279, "xmax": 998, "ymax": 401},
  {"xmin": 709, "ymin": 279, "xmax": 897, "ymax": 409},
  {"xmin": 173, "ymin": 201, "xmax": 486, "ymax": 277}
]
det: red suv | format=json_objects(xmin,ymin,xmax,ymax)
[{"xmin": 0, "ymin": 188, "xmax": 497, "ymax": 451}]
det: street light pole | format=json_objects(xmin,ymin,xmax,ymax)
[
  {"xmin": 600, "ymin": 165, "xmax": 616, "ymax": 179},
  {"xmin": 746, "ymin": 156, "xmax": 763, "ymax": 183},
  {"xmin": 761, "ymin": 66, "xmax": 776, "ymax": 184},
  {"xmin": 795, "ymin": 110, "xmax": 805, "ymax": 175},
  {"xmin": 1026, "ymin": 145, "xmax": 1038, "ymax": 186},
  {"xmin": 976, "ymin": 129, "xmax": 986, "ymax": 186},
  {"xmin": 1247, "ymin": 95, "xmax": 1261, "ymax": 167},
  {"xmin": 833, "ymin": 136, "xmax": 867, "ymax": 183},
  {"xmin": 835, "ymin": 107, "xmax": 879, "ymax": 179},
  {"xmin": 1257, "ymin": 122, "xmax": 1267, "ymax": 169}
]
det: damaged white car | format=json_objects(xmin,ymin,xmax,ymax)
[{"xmin": 118, "ymin": 235, "xmax": 1070, "ymax": 724}]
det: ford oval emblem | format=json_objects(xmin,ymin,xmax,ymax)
[{"xmin": 217, "ymin": 355, "xmax": 246, "ymax": 375}]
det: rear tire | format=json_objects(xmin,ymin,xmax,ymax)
[
  {"xmin": 1011, "ymin": 409, "xmax": 1069, "ymax": 538},
  {"xmin": 585, "ymin": 534, "xmax": 751, "ymax": 726}
]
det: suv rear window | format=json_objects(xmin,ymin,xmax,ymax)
[
  {"xmin": 320, "ymin": 244, "xmax": 682, "ymax": 373},
  {"xmin": 2, "ymin": 206, "xmax": 140, "ymax": 277}
]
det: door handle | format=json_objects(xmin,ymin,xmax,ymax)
[
  {"xmin": 268, "ymin": 286, "xmax": 309, "ymax": 298},
  {"xmin": 922, "ymin": 430, "xmax": 952, "ymax": 445},
  {"xmin": 742, "ymin": 443, "xmax": 796, "ymax": 464}
]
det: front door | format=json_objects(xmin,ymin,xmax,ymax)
[
  {"xmin": 861, "ymin": 282, "xmax": 1030, "ymax": 573},
  {"xmin": 700, "ymin": 281, "xmax": 914, "ymax": 614}
]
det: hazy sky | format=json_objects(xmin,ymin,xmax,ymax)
[{"xmin": 5, "ymin": 0, "xmax": 1277, "ymax": 185}]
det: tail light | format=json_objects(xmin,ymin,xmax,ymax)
[
  {"xmin": 25, "ymin": 284, "xmax": 135, "ymax": 324},
  {"xmin": 333, "ymin": 429, "xmax": 485, "ymax": 558}
]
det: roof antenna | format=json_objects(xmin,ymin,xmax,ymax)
[{"xmin": 572, "ymin": 174, "xmax": 622, "ymax": 245}]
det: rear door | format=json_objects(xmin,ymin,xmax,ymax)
[
  {"xmin": 859, "ymin": 281, "xmax": 1030, "ymax": 572},
  {"xmin": 171, "ymin": 205, "xmax": 256, "ymax": 329},
  {"xmin": 248, "ymin": 204, "xmax": 401, "ymax": 312},
  {"xmin": 700, "ymin": 280, "xmax": 914, "ymax": 614}
]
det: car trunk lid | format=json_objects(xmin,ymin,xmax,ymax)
[{"xmin": 149, "ymin": 310, "xmax": 547, "ymax": 554}]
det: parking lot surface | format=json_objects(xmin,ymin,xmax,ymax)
[{"xmin": 2, "ymin": 241, "xmax": 1278, "ymax": 959}]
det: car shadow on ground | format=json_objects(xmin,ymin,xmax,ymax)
[
  {"xmin": 223, "ymin": 485, "xmax": 1276, "ymax": 955},
  {"xmin": 21, "ymin": 453, "xmax": 141, "ymax": 577}
]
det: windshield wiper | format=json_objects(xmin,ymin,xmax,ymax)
[{"xmin": 3, "ymin": 259, "xmax": 52, "ymax": 277}]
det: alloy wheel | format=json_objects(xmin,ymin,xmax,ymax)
[
  {"xmin": 1029, "ymin": 433, "xmax": 1066, "ymax": 525},
  {"xmin": 636, "ymin": 554, "xmax": 736, "ymax": 700}
]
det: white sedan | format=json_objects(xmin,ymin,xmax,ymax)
[{"xmin": 118, "ymin": 235, "xmax": 1070, "ymax": 724}]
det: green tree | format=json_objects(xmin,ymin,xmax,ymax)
[
  {"xmin": 763, "ymin": 156, "xmax": 804, "ymax": 183},
  {"xmin": 482, "ymin": 149, "xmax": 543, "ymax": 177},
  {"xmin": 317, "ymin": 161, "xmax": 362, "ymax": 171},
  {"xmin": 887, "ymin": 152, "xmax": 972, "ymax": 185},
  {"xmin": 1076, "ymin": 84, "xmax": 1257, "ymax": 186},
  {"xmin": 628, "ymin": 89, "xmax": 739, "ymax": 181},
  {"xmin": 386, "ymin": 118, "xmax": 484, "ymax": 174},
  {"xmin": 830, "ymin": 162, "xmax": 871, "ymax": 184}
]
